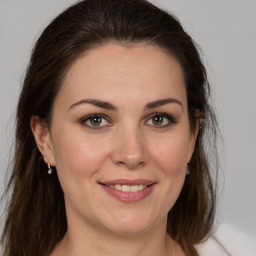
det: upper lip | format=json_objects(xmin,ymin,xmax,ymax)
[{"xmin": 99, "ymin": 179, "xmax": 156, "ymax": 186}]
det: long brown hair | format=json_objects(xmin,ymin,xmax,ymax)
[{"xmin": 1, "ymin": 0, "xmax": 218, "ymax": 255}]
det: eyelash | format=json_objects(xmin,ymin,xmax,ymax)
[
  {"xmin": 145, "ymin": 112, "xmax": 177, "ymax": 128},
  {"xmin": 79, "ymin": 113, "xmax": 177, "ymax": 129},
  {"xmin": 79, "ymin": 114, "xmax": 112, "ymax": 130}
]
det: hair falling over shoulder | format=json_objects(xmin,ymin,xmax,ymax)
[{"xmin": 1, "ymin": 1, "xmax": 219, "ymax": 255}]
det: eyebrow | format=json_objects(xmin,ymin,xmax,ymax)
[
  {"xmin": 68, "ymin": 97, "xmax": 183, "ymax": 111},
  {"xmin": 144, "ymin": 98, "xmax": 183, "ymax": 110},
  {"xmin": 68, "ymin": 99, "xmax": 117, "ymax": 111}
]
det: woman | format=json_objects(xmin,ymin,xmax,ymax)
[{"xmin": 1, "ymin": 0, "xmax": 223, "ymax": 255}]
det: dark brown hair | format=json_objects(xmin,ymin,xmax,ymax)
[{"xmin": 1, "ymin": 0, "xmax": 218, "ymax": 255}]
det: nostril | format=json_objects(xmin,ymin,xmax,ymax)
[
  {"xmin": 110, "ymin": 133, "xmax": 149, "ymax": 169},
  {"xmin": 117, "ymin": 159, "xmax": 146, "ymax": 169}
]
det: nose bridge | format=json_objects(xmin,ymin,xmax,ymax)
[{"xmin": 111, "ymin": 122, "xmax": 149, "ymax": 169}]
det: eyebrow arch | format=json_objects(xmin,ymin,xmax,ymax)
[
  {"xmin": 144, "ymin": 98, "xmax": 183, "ymax": 110},
  {"xmin": 68, "ymin": 99, "xmax": 117, "ymax": 111}
]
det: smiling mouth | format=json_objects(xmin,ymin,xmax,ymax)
[
  {"xmin": 98, "ymin": 178, "xmax": 156, "ymax": 202},
  {"xmin": 99, "ymin": 181, "xmax": 156, "ymax": 202},
  {"xmin": 104, "ymin": 184, "xmax": 148, "ymax": 192}
]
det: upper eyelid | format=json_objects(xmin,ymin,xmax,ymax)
[
  {"xmin": 79, "ymin": 112, "xmax": 176, "ymax": 125},
  {"xmin": 79, "ymin": 114, "xmax": 112, "ymax": 130},
  {"xmin": 144, "ymin": 112, "xmax": 177, "ymax": 125},
  {"xmin": 81, "ymin": 113, "xmax": 109, "ymax": 119},
  {"xmin": 80, "ymin": 113, "xmax": 111, "ymax": 123},
  {"xmin": 145, "ymin": 112, "xmax": 176, "ymax": 120}
]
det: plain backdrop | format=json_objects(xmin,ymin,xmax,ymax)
[{"xmin": 0, "ymin": 0, "xmax": 255, "ymax": 245}]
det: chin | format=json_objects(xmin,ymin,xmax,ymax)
[
  {"xmin": 106, "ymin": 223, "xmax": 153, "ymax": 236},
  {"xmin": 98, "ymin": 210, "xmax": 164, "ymax": 236}
]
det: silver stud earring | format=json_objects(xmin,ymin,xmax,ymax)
[
  {"xmin": 186, "ymin": 164, "xmax": 190, "ymax": 175},
  {"xmin": 48, "ymin": 164, "xmax": 53, "ymax": 174}
]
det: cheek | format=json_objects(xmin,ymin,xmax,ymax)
[
  {"xmin": 51, "ymin": 129, "xmax": 113, "ymax": 215},
  {"xmin": 151, "ymin": 133, "xmax": 190, "ymax": 175},
  {"xmin": 147, "ymin": 133, "xmax": 190, "ymax": 217},
  {"xmin": 51, "ymin": 128, "xmax": 110, "ymax": 180}
]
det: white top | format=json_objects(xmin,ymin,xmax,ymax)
[
  {"xmin": 196, "ymin": 236, "xmax": 230, "ymax": 256},
  {"xmin": 195, "ymin": 223, "xmax": 256, "ymax": 256}
]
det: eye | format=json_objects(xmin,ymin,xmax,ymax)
[
  {"xmin": 146, "ymin": 113, "xmax": 177, "ymax": 127},
  {"xmin": 80, "ymin": 114, "xmax": 111, "ymax": 129}
]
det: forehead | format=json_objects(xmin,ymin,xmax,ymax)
[{"xmin": 56, "ymin": 43, "xmax": 186, "ymax": 109}]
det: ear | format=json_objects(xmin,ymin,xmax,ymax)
[
  {"xmin": 30, "ymin": 116, "xmax": 55, "ymax": 166},
  {"xmin": 187, "ymin": 114, "xmax": 200, "ymax": 163}
]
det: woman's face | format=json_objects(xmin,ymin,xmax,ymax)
[{"xmin": 41, "ymin": 44, "xmax": 198, "ymax": 235}]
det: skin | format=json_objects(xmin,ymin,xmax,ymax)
[{"xmin": 31, "ymin": 43, "xmax": 198, "ymax": 256}]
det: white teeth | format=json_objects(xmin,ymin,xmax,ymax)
[
  {"xmin": 122, "ymin": 185, "xmax": 130, "ymax": 192},
  {"xmin": 107, "ymin": 184, "xmax": 148, "ymax": 192},
  {"xmin": 115, "ymin": 184, "xmax": 122, "ymax": 191},
  {"xmin": 130, "ymin": 185, "xmax": 138, "ymax": 192},
  {"xmin": 138, "ymin": 184, "xmax": 144, "ymax": 191}
]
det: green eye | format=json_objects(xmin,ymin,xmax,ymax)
[
  {"xmin": 152, "ymin": 115, "xmax": 164, "ymax": 125},
  {"xmin": 80, "ymin": 114, "xmax": 110, "ymax": 129},
  {"xmin": 146, "ymin": 113, "xmax": 177, "ymax": 128},
  {"xmin": 89, "ymin": 116, "xmax": 102, "ymax": 126}
]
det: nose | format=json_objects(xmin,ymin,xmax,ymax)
[{"xmin": 111, "ymin": 126, "xmax": 149, "ymax": 170}]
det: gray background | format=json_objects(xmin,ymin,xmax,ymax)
[{"xmin": 0, "ymin": 0, "xmax": 255, "ymax": 243}]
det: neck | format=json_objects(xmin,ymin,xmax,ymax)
[{"xmin": 52, "ymin": 215, "xmax": 182, "ymax": 256}]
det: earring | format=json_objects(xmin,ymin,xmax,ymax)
[
  {"xmin": 48, "ymin": 164, "xmax": 53, "ymax": 174},
  {"xmin": 186, "ymin": 164, "xmax": 190, "ymax": 175}
]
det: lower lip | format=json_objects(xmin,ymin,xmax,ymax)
[{"xmin": 100, "ymin": 184, "xmax": 155, "ymax": 202}]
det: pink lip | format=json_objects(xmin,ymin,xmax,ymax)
[
  {"xmin": 100, "ymin": 179, "xmax": 155, "ymax": 186},
  {"xmin": 99, "ymin": 179, "xmax": 157, "ymax": 203}
]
